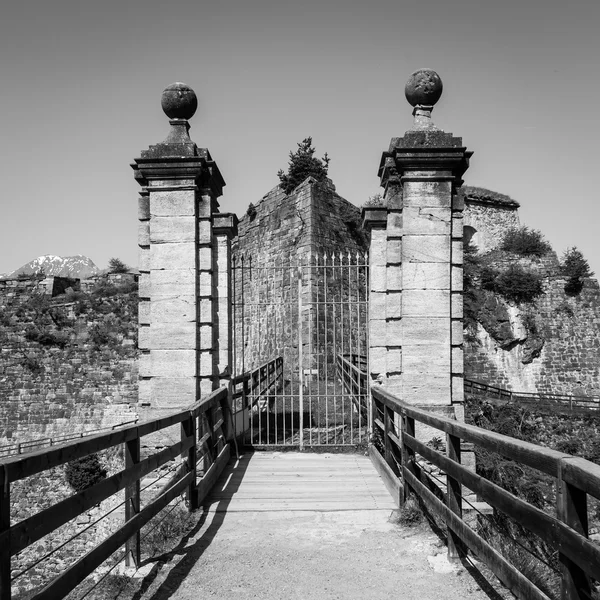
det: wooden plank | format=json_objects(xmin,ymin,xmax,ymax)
[
  {"xmin": 447, "ymin": 432, "xmax": 463, "ymax": 560},
  {"xmin": 367, "ymin": 446, "xmax": 401, "ymax": 507},
  {"xmin": 560, "ymin": 457, "xmax": 600, "ymax": 502},
  {"xmin": 403, "ymin": 468, "xmax": 552, "ymax": 600},
  {"xmin": 31, "ymin": 472, "xmax": 193, "ymax": 600},
  {"xmin": 196, "ymin": 444, "xmax": 231, "ymax": 506},
  {"xmin": 558, "ymin": 460, "xmax": 592, "ymax": 600},
  {"xmin": 0, "ymin": 469, "xmax": 9, "ymax": 600},
  {"xmin": 6, "ymin": 437, "xmax": 193, "ymax": 555},
  {"xmin": 125, "ymin": 437, "xmax": 141, "ymax": 568}
]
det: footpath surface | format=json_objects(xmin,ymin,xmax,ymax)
[{"xmin": 130, "ymin": 452, "xmax": 498, "ymax": 600}]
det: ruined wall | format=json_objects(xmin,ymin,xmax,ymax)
[
  {"xmin": 465, "ymin": 251, "xmax": 600, "ymax": 396},
  {"xmin": 232, "ymin": 177, "xmax": 368, "ymax": 374},
  {"xmin": 0, "ymin": 281, "xmax": 139, "ymax": 448},
  {"xmin": 462, "ymin": 186, "xmax": 520, "ymax": 253}
]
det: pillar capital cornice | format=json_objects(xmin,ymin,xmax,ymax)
[
  {"xmin": 213, "ymin": 213, "xmax": 238, "ymax": 238},
  {"xmin": 361, "ymin": 207, "xmax": 388, "ymax": 231}
]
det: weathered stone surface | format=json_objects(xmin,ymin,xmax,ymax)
[
  {"xmin": 151, "ymin": 377, "xmax": 196, "ymax": 407},
  {"xmin": 139, "ymin": 300, "xmax": 150, "ymax": 324},
  {"xmin": 198, "ymin": 247, "xmax": 212, "ymax": 271},
  {"xmin": 152, "ymin": 350, "xmax": 196, "ymax": 377},
  {"xmin": 386, "ymin": 292, "xmax": 402, "ymax": 319},
  {"xmin": 402, "ymin": 263, "xmax": 449, "ymax": 290},
  {"xmin": 387, "ymin": 265, "xmax": 402, "ymax": 291},
  {"xmin": 386, "ymin": 347, "xmax": 402, "ymax": 374},
  {"xmin": 403, "ymin": 207, "xmax": 451, "ymax": 235},
  {"xmin": 402, "ymin": 290, "xmax": 450, "ymax": 317},
  {"xmin": 371, "ymin": 265, "xmax": 386, "ymax": 292},
  {"xmin": 451, "ymin": 240, "xmax": 463, "ymax": 265},
  {"xmin": 386, "ymin": 319, "xmax": 402, "ymax": 346},
  {"xmin": 452, "ymin": 347, "xmax": 464, "ymax": 374},
  {"xmin": 402, "ymin": 317, "xmax": 450, "ymax": 346},
  {"xmin": 148, "ymin": 323, "xmax": 197, "ymax": 350},
  {"xmin": 402, "ymin": 347, "xmax": 450, "ymax": 372},
  {"xmin": 151, "ymin": 269, "xmax": 195, "ymax": 297},
  {"xmin": 150, "ymin": 243, "xmax": 196, "ymax": 270},
  {"xmin": 403, "ymin": 181, "xmax": 452, "ymax": 208},
  {"xmin": 403, "ymin": 236, "xmax": 450, "ymax": 263},
  {"xmin": 403, "ymin": 373, "xmax": 451, "ymax": 405},
  {"xmin": 451, "ymin": 266, "xmax": 463, "ymax": 291},
  {"xmin": 138, "ymin": 195, "xmax": 150, "ymax": 220},
  {"xmin": 150, "ymin": 217, "xmax": 195, "ymax": 244},
  {"xmin": 451, "ymin": 320, "xmax": 463, "ymax": 345},
  {"xmin": 150, "ymin": 191, "xmax": 196, "ymax": 217},
  {"xmin": 386, "ymin": 239, "xmax": 402, "ymax": 264},
  {"xmin": 151, "ymin": 296, "xmax": 196, "ymax": 322},
  {"xmin": 138, "ymin": 273, "xmax": 150, "ymax": 298},
  {"xmin": 138, "ymin": 221, "xmax": 150, "ymax": 246},
  {"xmin": 402, "ymin": 316, "xmax": 450, "ymax": 347}
]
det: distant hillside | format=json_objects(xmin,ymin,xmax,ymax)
[{"xmin": 9, "ymin": 254, "xmax": 100, "ymax": 279}]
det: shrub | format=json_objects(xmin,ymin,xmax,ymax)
[
  {"xmin": 484, "ymin": 265, "xmax": 544, "ymax": 304},
  {"xmin": 362, "ymin": 193, "xmax": 385, "ymax": 207},
  {"xmin": 277, "ymin": 137, "xmax": 330, "ymax": 194},
  {"xmin": 395, "ymin": 496, "xmax": 423, "ymax": 527},
  {"xmin": 140, "ymin": 504, "xmax": 196, "ymax": 558},
  {"xmin": 561, "ymin": 247, "xmax": 593, "ymax": 296},
  {"xmin": 65, "ymin": 454, "xmax": 107, "ymax": 492},
  {"xmin": 501, "ymin": 227, "xmax": 552, "ymax": 257}
]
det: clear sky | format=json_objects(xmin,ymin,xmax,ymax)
[{"xmin": 1, "ymin": 0, "xmax": 599, "ymax": 276}]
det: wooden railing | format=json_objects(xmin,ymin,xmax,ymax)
[
  {"xmin": 465, "ymin": 378, "xmax": 600, "ymax": 415},
  {"xmin": 230, "ymin": 357, "xmax": 284, "ymax": 437},
  {"xmin": 370, "ymin": 385, "xmax": 600, "ymax": 600},
  {"xmin": 335, "ymin": 354, "xmax": 368, "ymax": 419},
  {"xmin": 0, "ymin": 386, "xmax": 233, "ymax": 600}
]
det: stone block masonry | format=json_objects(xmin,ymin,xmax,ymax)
[
  {"xmin": 133, "ymin": 83, "xmax": 227, "ymax": 410},
  {"xmin": 367, "ymin": 68, "xmax": 471, "ymax": 427},
  {"xmin": 232, "ymin": 177, "xmax": 368, "ymax": 374}
]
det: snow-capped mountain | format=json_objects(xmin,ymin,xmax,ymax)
[{"xmin": 9, "ymin": 255, "xmax": 101, "ymax": 279}]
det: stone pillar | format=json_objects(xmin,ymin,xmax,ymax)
[
  {"xmin": 213, "ymin": 213, "xmax": 238, "ymax": 388},
  {"xmin": 132, "ymin": 83, "xmax": 225, "ymax": 412},
  {"xmin": 369, "ymin": 69, "xmax": 471, "ymax": 419}
]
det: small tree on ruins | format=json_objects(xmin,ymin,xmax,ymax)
[
  {"xmin": 277, "ymin": 137, "xmax": 330, "ymax": 194},
  {"xmin": 108, "ymin": 257, "xmax": 129, "ymax": 274}
]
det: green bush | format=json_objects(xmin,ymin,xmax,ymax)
[
  {"xmin": 561, "ymin": 247, "xmax": 593, "ymax": 296},
  {"xmin": 501, "ymin": 227, "xmax": 552, "ymax": 257},
  {"xmin": 277, "ymin": 137, "xmax": 330, "ymax": 194},
  {"xmin": 483, "ymin": 265, "xmax": 543, "ymax": 304},
  {"xmin": 65, "ymin": 454, "xmax": 107, "ymax": 492}
]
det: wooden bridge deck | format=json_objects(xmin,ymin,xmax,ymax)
[
  {"xmin": 205, "ymin": 451, "xmax": 397, "ymax": 513},
  {"xmin": 132, "ymin": 452, "xmax": 491, "ymax": 600}
]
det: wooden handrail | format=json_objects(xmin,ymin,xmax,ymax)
[
  {"xmin": 370, "ymin": 385, "xmax": 600, "ymax": 600},
  {"xmin": 0, "ymin": 385, "xmax": 233, "ymax": 600}
]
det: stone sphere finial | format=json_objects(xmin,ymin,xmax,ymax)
[
  {"xmin": 161, "ymin": 82, "xmax": 198, "ymax": 120},
  {"xmin": 405, "ymin": 69, "xmax": 443, "ymax": 107}
]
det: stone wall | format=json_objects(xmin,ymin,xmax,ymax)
[
  {"xmin": 462, "ymin": 187, "xmax": 520, "ymax": 253},
  {"xmin": 465, "ymin": 251, "xmax": 600, "ymax": 396},
  {"xmin": 232, "ymin": 177, "xmax": 368, "ymax": 374},
  {"xmin": 0, "ymin": 280, "xmax": 139, "ymax": 448}
]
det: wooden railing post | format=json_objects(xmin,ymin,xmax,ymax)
[
  {"xmin": 384, "ymin": 406, "xmax": 393, "ymax": 468},
  {"xmin": 446, "ymin": 433, "xmax": 463, "ymax": 560},
  {"xmin": 125, "ymin": 436, "xmax": 141, "ymax": 567},
  {"xmin": 0, "ymin": 467, "xmax": 10, "ymax": 600},
  {"xmin": 182, "ymin": 412, "xmax": 198, "ymax": 511},
  {"xmin": 558, "ymin": 460, "xmax": 591, "ymax": 600},
  {"xmin": 401, "ymin": 413, "xmax": 415, "ymax": 505}
]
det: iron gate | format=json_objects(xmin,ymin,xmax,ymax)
[{"xmin": 232, "ymin": 252, "xmax": 369, "ymax": 448}]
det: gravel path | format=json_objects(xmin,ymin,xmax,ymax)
[{"xmin": 122, "ymin": 452, "xmax": 500, "ymax": 600}]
